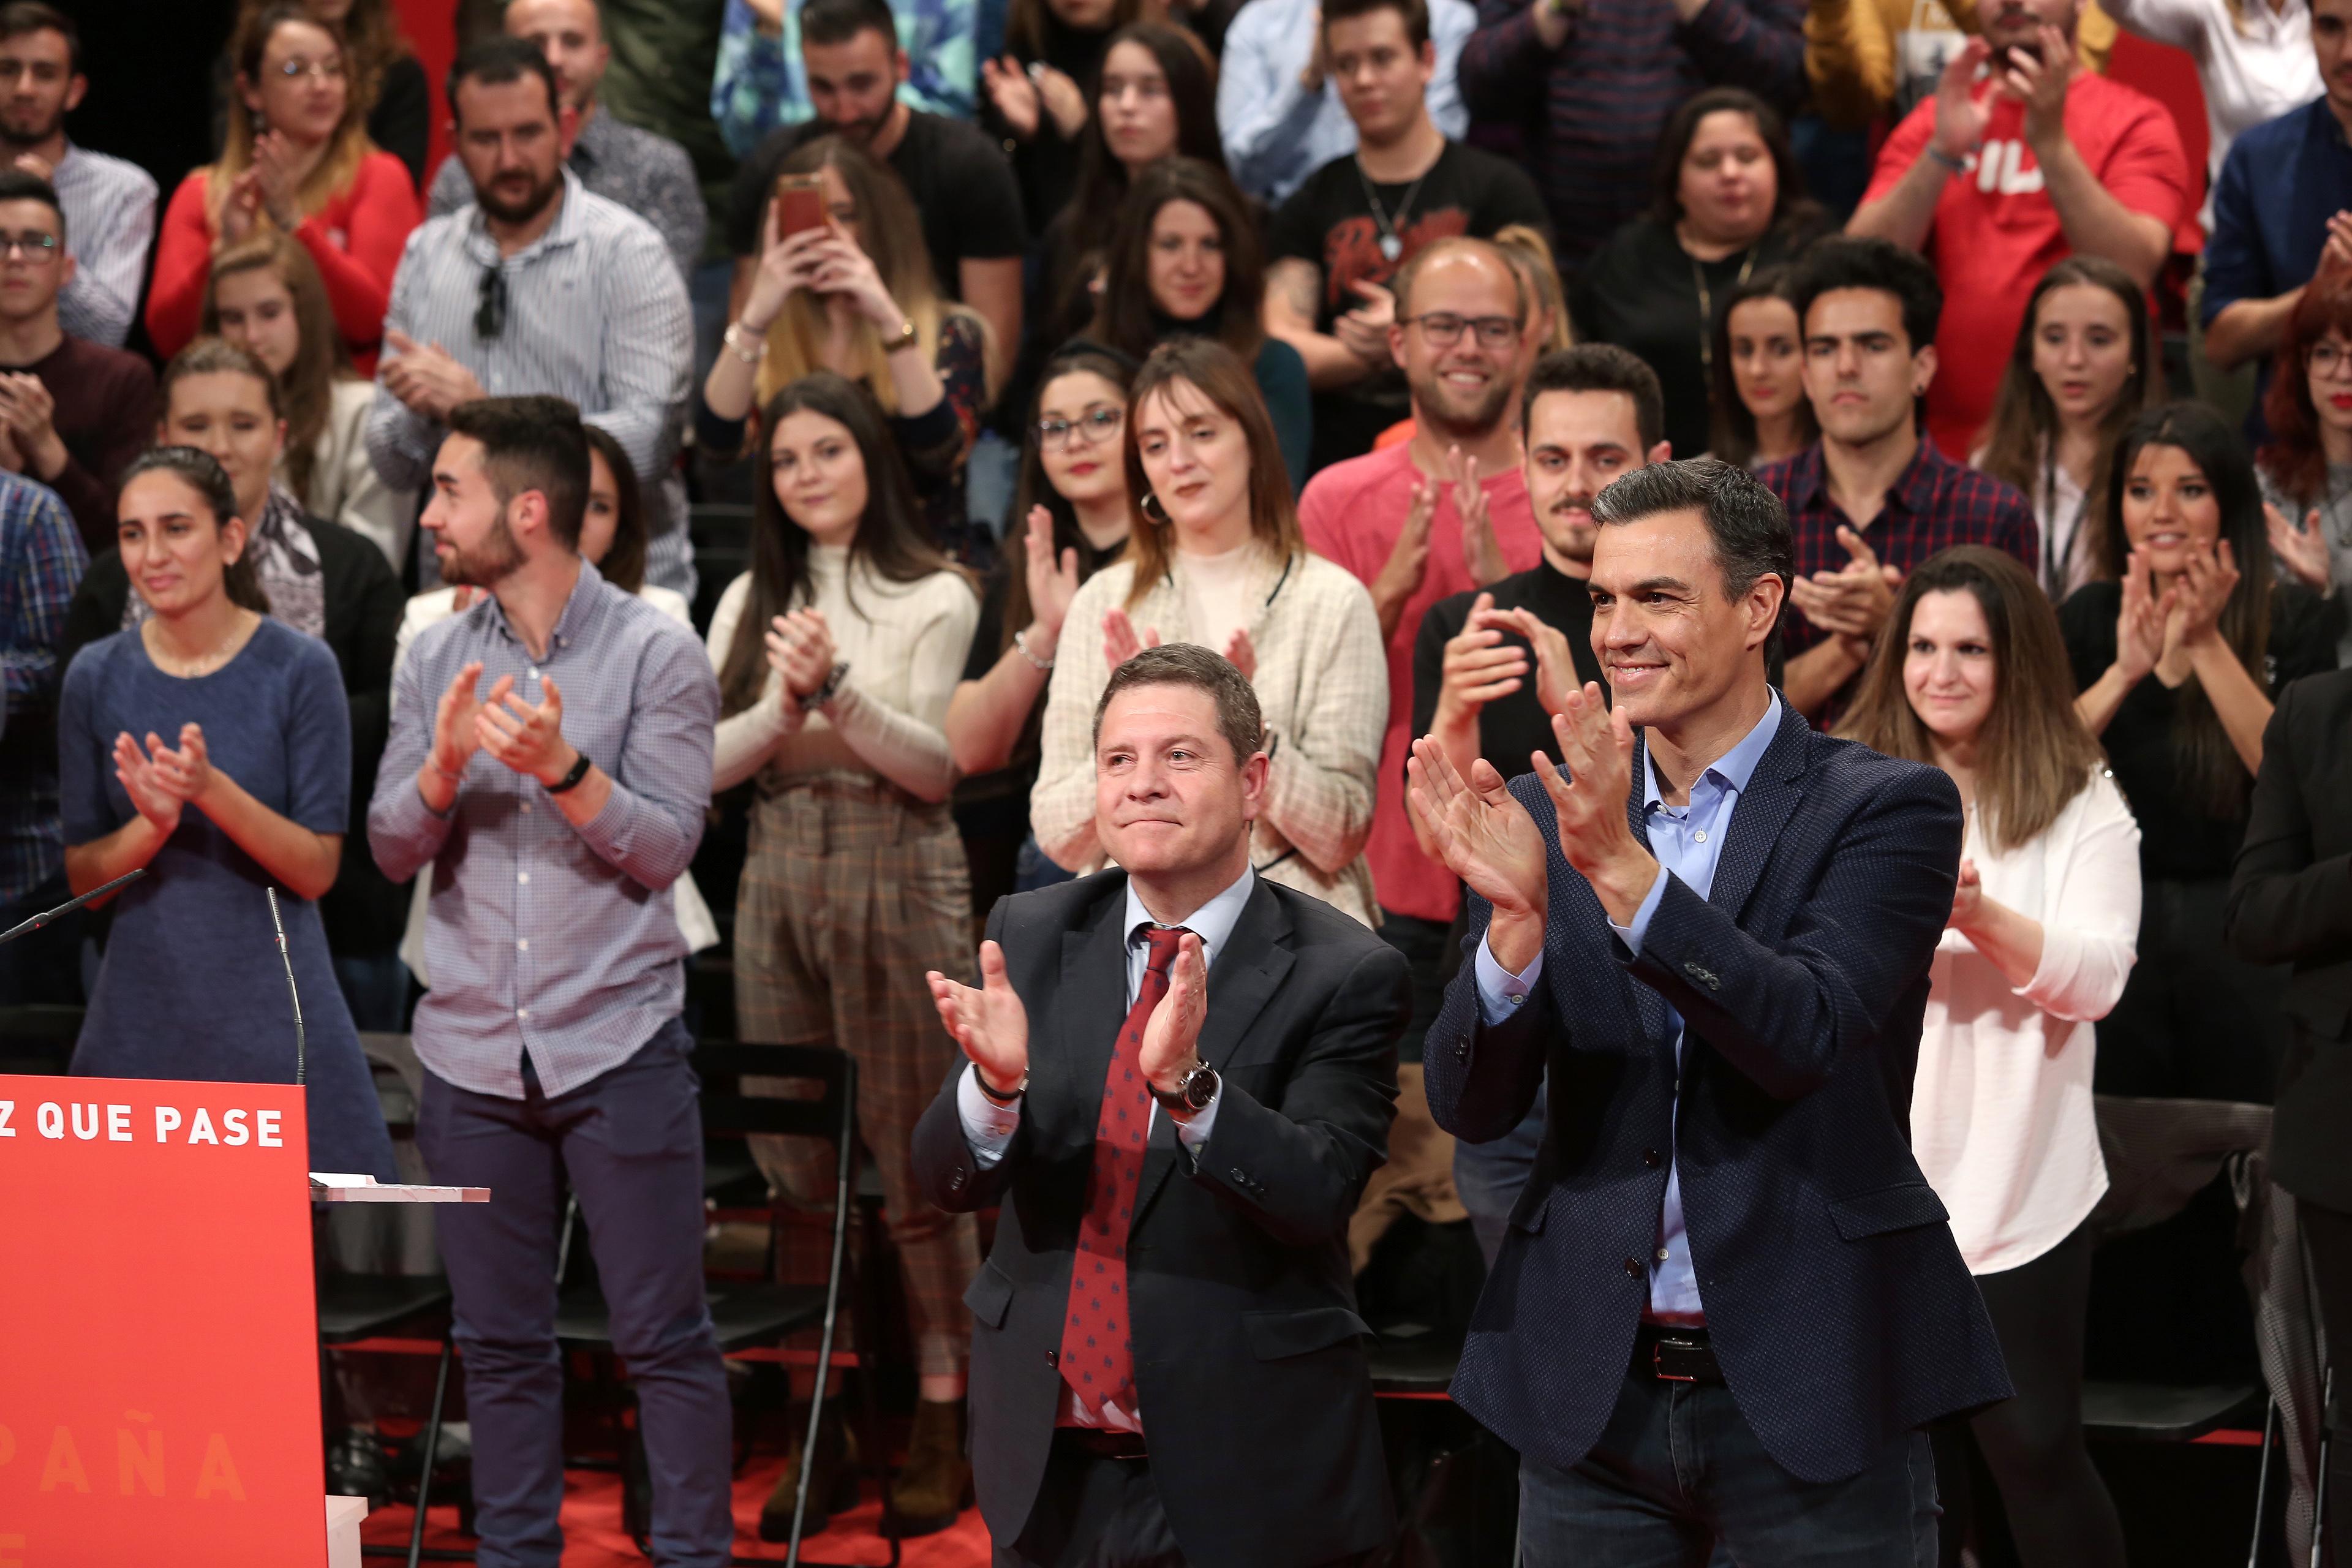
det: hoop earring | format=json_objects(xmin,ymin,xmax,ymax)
[{"xmin": 1140, "ymin": 491, "xmax": 1169, "ymax": 525}]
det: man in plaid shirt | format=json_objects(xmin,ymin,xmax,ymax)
[
  {"xmin": 0, "ymin": 469, "xmax": 85, "ymax": 1002},
  {"xmin": 1758, "ymin": 238, "xmax": 2038, "ymax": 723}
]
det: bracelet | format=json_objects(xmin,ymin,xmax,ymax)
[
  {"xmin": 428, "ymin": 755, "xmax": 466, "ymax": 784},
  {"xmin": 544, "ymin": 750, "xmax": 593, "ymax": 795},
  {"xmin": 975, "ymin": 1067, "xmax": 1027, "ymax": 1106},
  {"xmin": 798, "ymin": 659, "xmax": 851, "ymax": 713},
  {"xmin": 1013, "ymin": 627, "xmax": 1055, "ymax": 671},
  {"xmin": 883, "ymin": 317, "xmax": 922, "ymax": 355},
  {"xmin": 723, "ymin": 321, "xmax": 767, "ymax": 365},
  {"xmin": 1924, "ymin": 145, "xmax": 1970, "ymax": 175}
]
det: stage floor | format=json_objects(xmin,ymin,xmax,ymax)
[{"xmin": 360, "ymin": 1452, "xmax": 993, "ymax": 1565}]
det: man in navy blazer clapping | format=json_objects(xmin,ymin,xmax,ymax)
[{"xmin": 1411, "ymin": 457, "xmax": 2011, "ymax": 1564}]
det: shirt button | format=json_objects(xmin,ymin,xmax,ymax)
[
  {"xmin": 529, "ymin": 668, "xmax": 540, "ymax": 680},
  {"xmin": 1657, "ymin": 1247, "xmax": 1671, "ymax": 1262},
  {"xmin": 1694, "ymin": 829, "xmax": 1708, "ymax": 843},
  {"xmin": 517, "ymin": 939, "xmax": 529, "ymax": 951},
  {"xmin": 519, "ymin": 802, "xmax": 532, "ymax": 815},
  {"xmin": 518, "ymin": 872, "xmax": 530, "ymax": 884},
  {"xmin": 517, "ymin": 1008, "xmax": 530, "ymax": 1020}
]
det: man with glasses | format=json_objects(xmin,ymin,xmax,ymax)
[
  {"xmin": 1300, "ymin": 237, "xmax": 1544, "ymax": 1251},
  {"xmin": 1264, "ymin": 0, "xmax": 1549, "ymax": 475},
  {"xmin": 0, "ymin": 4, "xmax": 151, "ymax": 350},
  {"xmin": 0, "ymin": 169, "xmax": 150, "ymax": 555},
  {"xmin": 368, "ymin": 39, "xmax": 695, "ymax": 595}
]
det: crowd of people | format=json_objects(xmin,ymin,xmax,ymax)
[{"xmin": 6, "ymin": 0, "xmax": 2352, "ymax": 1561}]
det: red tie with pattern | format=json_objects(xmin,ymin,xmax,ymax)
[{"xmin": 1059, "ymin": 923, "xmax": 1190, "ymax": 1418}]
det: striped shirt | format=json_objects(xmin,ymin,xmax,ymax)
[
  {"xmin": 364, "ymin": 170, "xmax": 698, "ymax": 598},
  {"xmin": 366, "ymin": 557, "xmax": 719, "ymax": 1101},
  {"xmin": 1459, "ymin": 0, "xmax": 1806, "ymax": 270},
  {"xmin": 426, "ymin": 107, "xmax": 709, "ymax": 282},
  {"xmin": 52, "ymin": 142, "xmax": 159, "ymax": 350},
  {"xmin": 0, "ymin": 473, "xmax": 89, "ymax": 903}
]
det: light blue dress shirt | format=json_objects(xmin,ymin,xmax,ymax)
[
  {"xmin": 959, "ymin": 867, "xmax": 1257, "ymax": 1164},
  {"xmin": 1216, "ymin": 0, "xmax": 1476, "ymax": 205},
  {"xmin": 1474, "ymin": 693, "xmax": 1784, "ymax": 1322}
]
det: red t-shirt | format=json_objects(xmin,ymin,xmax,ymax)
[
  {"xmin": 1863, "ymin": 73, "xmax": 2190, "ymax": 458},
  {"xmin": 1298, "ymin": 442, "xmax": 1543, "ymax": 924}
]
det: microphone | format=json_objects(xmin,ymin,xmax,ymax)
[
  {"xmin": 0, "ymin": 867, "xmax": 145, "ymax": 946},
  {"xmin": 265, "ymin": 886, "xmax": 306, "ymax": 1088}
]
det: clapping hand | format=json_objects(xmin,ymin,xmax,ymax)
[
  {"xmin": 113, "ymin": 730, "xmax": 186, "ymax": 834},
  {"xmin": 1103, "ymin": 607, "xmax": 1161, "ymax": 668},
  {"xmin": 928, "ymin": 940, "xmax": 1029, "ymax": 1095},
  {"xmin": 2002, "ymin": 25, "xmax": 2075, "ymax": 151},
  {"xmin": 1450, "ymin": 447, "xmax": 1510, "ymax": 588},
  {"xmin": 1493, "ymin": 604, "xmax": 1580, "ymax": 718},
  {"xmin": 1930, "ymin": 37, "xmax": 1995, "ymax": 166},
  {"xmin": 430, "ymin": 660, "xmax": 488, "ymax": 780},
  {"xmin": 2266, "ymin": 502, "xmax": 2332, "ymax": 592},
  {"xmin": 474, "ymin": 673, "xmax": 579, "ymax": 788},
  {"xmin": 1335, "ymin": 280, "xmax": 1396, "ymax": 367},
  {"xmin": 2111, "ymin": 549, "xmax": 2176, "ymax": 687},
  {"xmin": 1948, "ymin": 856, "xmax": 1983, "ymax": 932},
  {"xmin": 1529, "ymin": 683, "xmax": 1646, "ymax": 909},
  {"xmin": 0, "ymin": 371, "xmax": 64, "ymax": 478},
  {"xmin": 249, "ymin": 130, "xmax": 304, "ymax": 228},
  {"xmin": 1436, "ymin": 592, "xmax": 1529, "ymax": 721},
  {"xmin": 1137, "ymin": 932, "xmax": 1210, "ymax": 1096},
  {"xmin": 2172, "ymin": 537, "xmax": 2241, "ymax": 650},
  {"xmin": 1407, "ymin": 736, "xmax": 1549, "ymax": 922},
  {"xmin": 1371, "ymin": 478, "xmax": 1438, "ymax": 626},
  {"xmin": 1223, "ymin": 627, "xmax": 1257, "ymax": 683},
  {"xmin": 382, "ymin": 330, "xmax": 487, "ymax": 421},
  {"xmin": 766, "ymin": 608, "xmax": 838, "ymax": 700},
  {"xmin": 1787, "ymin": 526, "xmax": 1901, "ymax": 649},
  {"xmin": 1021, "ymin": 504, "xmax": 1082, "ymax": 655},
  {"xmin": 143, "ymin": 723, "xmax": 216, "ymax": 807}
]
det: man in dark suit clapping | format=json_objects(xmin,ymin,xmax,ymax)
[
  {"xmin": 1411, "ymin": 458, "xmax": 2011, "ymax": 1564},
  {"xmin": 914, "ymin": 642, "xmax": 1408, "ymax": 1568}
]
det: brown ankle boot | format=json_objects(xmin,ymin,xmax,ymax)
[
  {"xmin": 885, "ymin": 1398, "xmax": 971, "ymax": 1537},
  {"xmin": 758, "ymin": 1404, "xmax": 855, "ymax": 1544}
]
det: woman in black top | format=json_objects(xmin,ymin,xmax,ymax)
[
  {"xmin": 1574, "ymin": 87, "xmax": 1826, "ymax": 462},
  {"xmin": 2060, "ymin": 403, "xmax": 2343, "ymax": 1102},
  {"xmin": 978, "ymin": 0, "xmax": 1155, "ymax": 239},
  {"xmin": 946, "ymin": 342, "xmax": 1137, "ymax": 916}
]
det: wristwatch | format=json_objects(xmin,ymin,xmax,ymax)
[
  {"xmin": 798, "ymin": 660, "xmax": 851, "ymax": 713},
  {"xmin": 884, "ymin": 317, "xmax": 921, "ymax": 355},
  {"xmin": 975, "ymin": 1067, "xmax": 1027, "ymax": 1106},
  {"xmin": 1152, "ymin": 1059, "xmax": 1219, "ymax": 1116}
]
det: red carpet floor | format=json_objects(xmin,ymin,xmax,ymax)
[{"xmin": 360, "ymin": 1455, "xmax": 993, "ymax": 1566}]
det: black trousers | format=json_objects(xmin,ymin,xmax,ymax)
[{"xmin": 2299, "ymin": 1200, "xmax": 2352, "ymax": 1567}]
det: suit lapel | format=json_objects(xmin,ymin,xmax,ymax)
[
  {"xmin": 1130, "ymin": 880, "xmax": 1295, "ymax": 1231},
  {"xmin": 1702, "ymin": 702, "xmax": 1812, "ymax": 923},
  {"xmin": 1049, "ymin": 883, "xmax": 1133, "ymax": 1145},
  {"xmin": 1623, "ymin": 736, "xmax": 1670, "ymax": 1044}
]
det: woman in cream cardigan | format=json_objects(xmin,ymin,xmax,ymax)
[
  {"xmin": 1031, "ymin": 338, "xmax": 1386, "ymax": 927},
  {"xmin": 1840, "ymin": 545, "xmax": 2139, "ymax": 1568}
]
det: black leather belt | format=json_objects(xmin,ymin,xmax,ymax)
[
  {"xmin": 1064, "ymin": 1426, "xmax": 1149, "ymax": 1461},
  {"xmin": 1634, "ymin": 1324, "xmax": 1723, "ymax": 1384}
]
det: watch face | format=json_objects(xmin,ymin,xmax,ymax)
[{"xmin": 1185, "ymin": 1065, "xmax": 1217, "ymax": 1109}]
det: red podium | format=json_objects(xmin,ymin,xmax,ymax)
[{"xmin": 1, "ymin": 1075, "xmax": 328, "ymax": 1564}]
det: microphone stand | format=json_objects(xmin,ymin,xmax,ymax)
[
  {"xmin": 0, "ymin": 867, "xmax": 144, "ymax": 946},
  {"xmin": 265, "ymin": 886, "xmax": 305, "ymax": 1087}
]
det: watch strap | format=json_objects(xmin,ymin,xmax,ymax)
[{"xmin": 544, "ymin": 750, "xmax": 593, "ymax": 794}]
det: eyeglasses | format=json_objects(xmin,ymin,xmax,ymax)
[
  {"xmin": 1403, "ymin": 312, "xmax": 1522, "ymax": 349},
  {"xmin": 274, "ymin": 55, "xmax": 347, "ymax": 82},
  {"xmin": 1036, "ymin": 407, "xmax": 1123, "ymax": 450},
  {"xmin": 475, "ymin": 266, "xmax": 507, "ymax": 341},
  {"xmin": 0, "ymin": 231, "xmax": 58, "ymax": 260},
  {"xmin": 2310, "ymin": 341, "xmax": 2352, "ymax": 377}
]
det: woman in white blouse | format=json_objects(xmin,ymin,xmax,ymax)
[
  {"xmin": 1840, "ymin": 545, "xmax": 2141, "ymax": 1568},
  {"xmin": 1030, "ymin": 338, "xmax": 1387, "ymax": 927},
  {"xmin": 703, "ymin": 371, "xmax": 981, "ymax": 1534}
]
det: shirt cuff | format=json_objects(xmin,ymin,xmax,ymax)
[
  {"xmin": 957, "ymin": 1061, "xmax": 1022, "ymax": 1167},
  {"xmin": 1474, "ymin": 936, "xmax": 1544, "ymax": 1026},
  {"xmin": 1172, "ymin": 1085, "xmax": 1219, "ymax": 1153},
  {"xmin": 1608, "ymin": 865, "xmax": 1670, "ymax": 957}
]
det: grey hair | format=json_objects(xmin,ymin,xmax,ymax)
[{"xmin": 1093, "ymin": 643, "xmax": 1265, "ymax": 764}]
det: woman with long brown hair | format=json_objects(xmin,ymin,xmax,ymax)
[
  {"xmin": 1706, "ymin": 266, "xmax": 1815, "ymax": 469},
  {"xmin": 1090, "ymin": 157, "xmax": 1311, "ymax": 489},
  {"xmin": 1031, "ymin": 337, "xmax": 1385, "ymax": 924},
  {"xmin": 704, "ymin": 372, "xmax": 982, "ymax": 1538},
  {"xmin": 979, "ymin": 0, "xmax": 1155, "ymax": 239},
  {"xmin": 1975, "ymin": 257, "xmax": 2161, "ymax": 600},
  {"xmin": 702, "ymin": 136, "xmax": 989, "ymax": 557},
  {"xmin": 202, "ymin": 230, "xmax": 410, "ymax": 571},
  {"xmin": 151, "ymin": 2, "xmax": 420, "ymax": 369},
  {"xmin": 2256, "ymin": 271, "xmax": 2352, "ymax": 663},
  {"xmin": 2060, "ymin": 402, "xmax": 2342, "ymax": 1105},
  {"xmin": 1842, "ymin": 545, "xmax": 2137, "ymax": 1568}
]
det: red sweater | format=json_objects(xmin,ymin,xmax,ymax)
[{"xmin": 146, "ymin": 151, "xmax": 420, "ymax": 377}]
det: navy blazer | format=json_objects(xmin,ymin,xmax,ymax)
[
  {"xmin": 912, "ymin": 870, "xmax": 1407, "ymax": 1567},
  {"xmin": 1423, "ymin": 698, "xmax": 2011, "ymax": 1484}
]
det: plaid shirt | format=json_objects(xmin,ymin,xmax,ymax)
[
  {"xmin": 367, "ymin": 559, "xmax": 718, "ymax": 1100},
  {"xmin": 1, "ymin": 474, "xmax": 88, "ymax": 903},
  {"xmin": 1758, "ymin": 439, "xmax": 2040, "ymax": 664}
]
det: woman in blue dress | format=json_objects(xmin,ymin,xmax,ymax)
[{"xmin": 60, "ymin": 446, "xmax": 394, "ymax": 1180}]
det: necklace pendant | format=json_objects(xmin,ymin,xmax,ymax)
[{"xmin": 1378, "ymin": 233, "xmax": 1402, "ymax": 262}]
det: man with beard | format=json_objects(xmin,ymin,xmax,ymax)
[
  {"xmin": 1409, "ymin": 343, "xmax": 1666, "ymax": 1265},
  {"xmin": 1847, "ymin": 0, "xmax": 2190, "ymax": 454},
  {"xmin": 0, "ymin": 4, "xmax": 153, "ymax": 349},
  {"xmin": 369, "ymin": 394, "xmax": 729, "ymax": 1568},
  {"xmin": 1302, "ymin": 238, "xmax": 1544, "ymax": 1046},
  {"xmin": 366, "ymin": 40, "xmax": 696, "ymax": 597},
  {"xmin": 426, "ymin": 0, "xmax": 707, "ymax": 285}
]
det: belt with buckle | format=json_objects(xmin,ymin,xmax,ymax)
[
  {"xmin": 1634, "ymin": 1324, "xmax": 1723, "ymax": 1384},
  {"xmin": 1066, "ymin": 1427, "xmax": 1150, "ymax": 1461}
]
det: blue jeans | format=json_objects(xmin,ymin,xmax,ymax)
[
  {"xmin": 417, "ymin": 1020, "xmax": 733, "ymax": 1567},
  {"xmin": 1518, "ymin": 1365, "xmax": 1940, "ymax": 1567}
]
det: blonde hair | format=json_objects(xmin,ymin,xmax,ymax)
[
  {"xmin": 209, "ymin": 3, "xmax": 376, "ymax": 233},
  {"xmin": 1494, "ymin": 224, "xmax": 1573, "ymax": 352}
]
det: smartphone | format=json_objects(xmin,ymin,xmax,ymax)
[{"xmin": 772, "ymin": 173, "xmax": 827, "ymax": 243}]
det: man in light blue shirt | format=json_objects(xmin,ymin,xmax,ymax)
[{"xmin": 1219, "ymin": 0, "xmax": 1475, "ymax": 205}]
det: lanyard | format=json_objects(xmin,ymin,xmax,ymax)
[{"xmin": 1694, "ymin": 246, "xmax": 1760, "ymax": 374}]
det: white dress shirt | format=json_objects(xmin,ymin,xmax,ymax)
[
  {"xmin": 2101, "ymin": 0, "xmax": 2321, "ymax": 227},
  {"xmin": 956, "ymin": 864, "xmax": 1256, "ymax": 1432}
]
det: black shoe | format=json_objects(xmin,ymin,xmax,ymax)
[
  {"xmin": 758, "ymin": 1405, "xmax": 858, "ymax": 1543},
  {"xmin": 327, "ymin": 1427, "xmax": 391, "ymax": 1507}
]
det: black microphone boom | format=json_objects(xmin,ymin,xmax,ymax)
[
  {"xmin": 265, "ymin": 886, "xmax": 306, "ymax": 1088},
  {"xmin": 0, "ymin": 867, "xmax": 145, "ymax": 946}
]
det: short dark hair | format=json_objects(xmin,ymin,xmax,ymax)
[
  {"xmin": 1321, "ymin": 0, "xmax": 1431, "ymax": 51},
  {"xmin": 1522, "ymin": 344, "xmax": 1664, "ymax": 452},
  {"xmin": 0, "ymin": 167, "xmax": 62, "ymax": 243},
  {"xmin": 0, "ymin": 2, "xmax": 77, "ymax": 75},
  {"xmin": 447, "ymin": 36, "xmax": 559, "ymax": 123},
  {"xmin": 1093, "ymin": 643, "xmax": 1265, "ymax": 766},
  {"xmin": 1591, "ymin": 457, "xmax": 1793, "ymax": 638},
  {"xmin": 801, "ymin": 0, "xmax": 900, "ymax": 50},
  {"xmin": 1786, "ymin": 235, "xmax": 1943, "ymax": 357},
  {"xmin": 445, "ymin": 395, "xmax": 591, "ymax": 550}
]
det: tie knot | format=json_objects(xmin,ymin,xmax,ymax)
[{"xmin": 1142, "ymin": 924, "xmax": 1190, "ymax": 974}]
